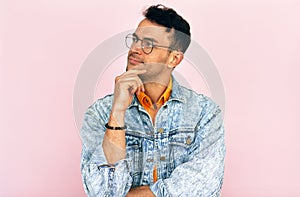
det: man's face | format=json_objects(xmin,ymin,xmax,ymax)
[{"xmin": 126, "ymin": 19, "xmax": 174, "ymax": 82}]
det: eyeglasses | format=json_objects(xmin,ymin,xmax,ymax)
[{"xmin": 125, "ymin": 33, "xmax": 173, "ymax": 54}]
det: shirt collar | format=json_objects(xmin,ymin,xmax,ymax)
[
  {"xmin": 129, "ymin": 75, "xmax": 186, "ymax": 108},
  {"xmin": 136, "ymin": 78, "xmax": 172, "ymax": 109}
]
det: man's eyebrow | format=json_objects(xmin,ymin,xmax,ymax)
[
  {"xmin": 133, "ymin": 33, "xmax": 158, "ymax": 43},
  {"xmin": 145, "ymin": 37, "xmax": 158, "ymax": 43},
  {"xmin": 132, "ymin": 33, "xmax": 138, "ymax": 38}
]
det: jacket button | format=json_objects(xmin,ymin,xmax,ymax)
[
  {"xmin": 160, "ymin": 156, "xmax": 166, "ymax": 161},
  {"xmin": 158, "ymin": 128, "xmax": 164, "ymax": 133},
  {"xmin": 186, "ymin": 136, "xmax": 192, "ymax": 145}
]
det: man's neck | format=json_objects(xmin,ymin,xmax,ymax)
[{"xmin": 143, "ymin": 77, "xmax": 170, "ymax": 103}]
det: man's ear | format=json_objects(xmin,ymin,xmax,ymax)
[{"xmin": 167, "ymin": 51, "xmax": 184, "ymax": 69}]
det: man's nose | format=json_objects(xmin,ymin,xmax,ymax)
[{"xmin": 130, "ymin": 40, "xmax": 143, "ymax": 54}]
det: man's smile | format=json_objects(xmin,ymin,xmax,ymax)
[{"xmin": 128, "ymin": 55, "xmax": 144, "ymax": 65}]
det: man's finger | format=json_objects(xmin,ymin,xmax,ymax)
[{"xmin": 125, "ymin": 69, "xmax": 147, "ymax": 75}]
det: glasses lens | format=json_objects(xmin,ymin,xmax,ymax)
[
  {"xmin": 125, "ymin": 34, "xmax": 153, "ymax": 54},
  {"xmin": 141, "ymin": 39, "xmax": 153, "ymax": 54},
  {"xmin": 125, "ymin": 35, "xmax": 134, "ymax": 49}
]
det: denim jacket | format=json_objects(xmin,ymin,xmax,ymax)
[{"xmin": 80, "ymin": 77, "xmax": 226, "ymax": 197}]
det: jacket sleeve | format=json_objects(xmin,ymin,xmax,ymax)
[
  {"xmin": 80, "ymin": 101, "xmax": 133, "ymax": 197},
  {"xmin": 150, "ymin": 99, "xmax": 226, "ymax": 197}
]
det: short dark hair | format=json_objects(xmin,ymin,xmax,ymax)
[{"xmin": 143, "ymin": 4, "xmax": 191, "ymax": 53}]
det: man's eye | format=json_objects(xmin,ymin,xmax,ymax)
[
  {"xmin": 143, "ymin": 40, "xmax": 153, "ymax": 47},
  {"xmin": 132, "ymin": 37, "xmax": 138, "ymax": 42}
]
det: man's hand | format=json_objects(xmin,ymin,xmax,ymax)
[
  {"xmin": 111, "ymin": 69, "xmax": 146, "ymax": 114},
  {"xmin": 126, "ymin": 186, "xmax": 155, "ymax": 197}
]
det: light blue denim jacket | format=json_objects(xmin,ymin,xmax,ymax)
[{"xmin": 80, "ymin": 77, "xmax": 226, "ymax": 197}]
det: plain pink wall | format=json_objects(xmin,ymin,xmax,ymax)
[{"xmin": 1, "ymin": 0, "xmax": 300, "ymax": 196}]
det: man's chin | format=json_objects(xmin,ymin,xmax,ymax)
[{"xmin": 126, "ymin": 63, "xmax": 145, "ymax": 71}]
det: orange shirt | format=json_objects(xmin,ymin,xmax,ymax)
[
  {"xmin": 136, "ymin": 78, "xmax": 172, "ymax": 122},
  {"xmin": 136, "ymin": 78, "xmax": 172, "ymax": 183}
]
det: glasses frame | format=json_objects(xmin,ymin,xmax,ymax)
[{"xmin": 125, "ymin": 33, "xmax": 174, "ymax": 54}]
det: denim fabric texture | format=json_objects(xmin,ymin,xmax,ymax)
[{"xmin": 80, "ymin": 76, "xmax": 226, "ymax": 197}]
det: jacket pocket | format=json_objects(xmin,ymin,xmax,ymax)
[{"xmin": 169, "ymin": 128, "xmax": 195, "ymax": 167}]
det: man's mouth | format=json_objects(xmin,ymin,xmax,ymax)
[{"xmin": 128, "ymin": 56, "xmax": 144, "ymax": 65}]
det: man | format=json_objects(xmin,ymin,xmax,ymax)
[{"xmin": 81, "ymin": 4, "xmax": 225, "ymax": 197}]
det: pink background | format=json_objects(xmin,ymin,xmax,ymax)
[{"xmin": 1, "ymin": 0, "xmax": 300, "ymax": 196}]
